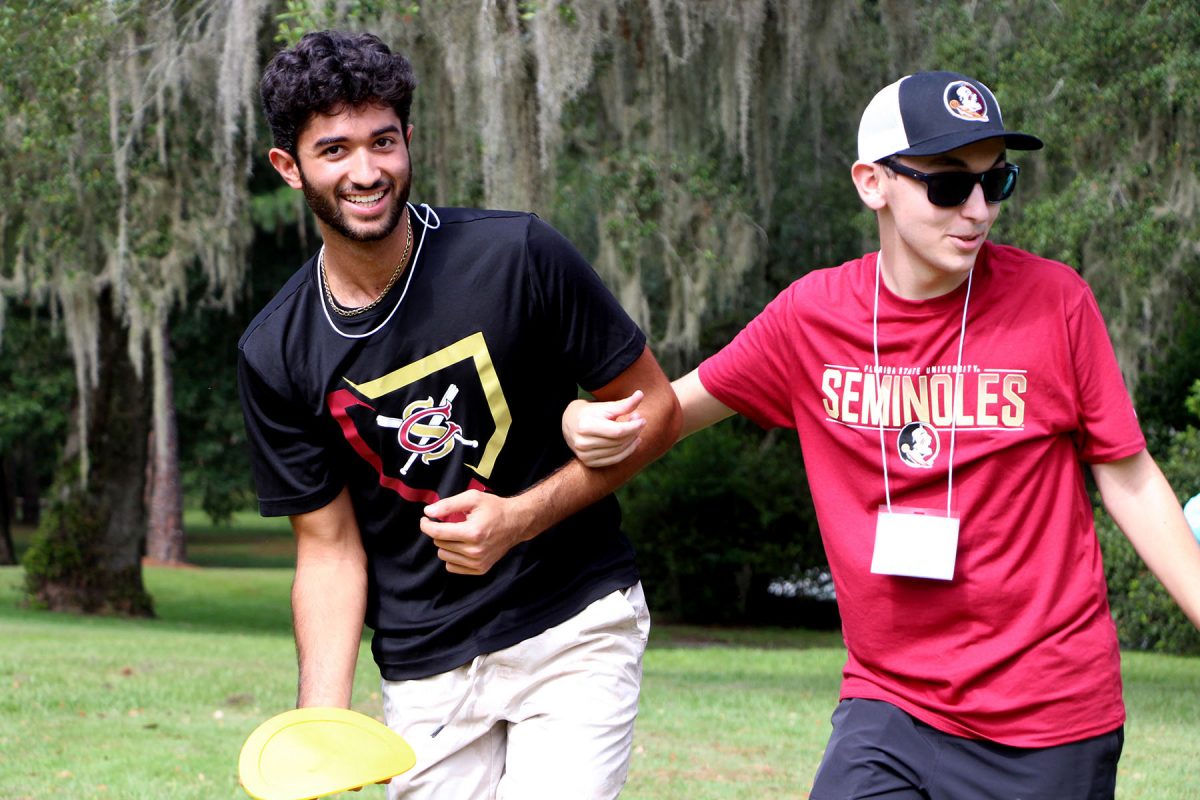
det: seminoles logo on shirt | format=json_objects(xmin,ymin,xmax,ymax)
[
  {"xmin": 897, "ymin": 422, "xmax": 940, "ymax": 469},
  {"xmin": 821, "ymin": 363, "xmax": 1029, "ymax": 470},
  {"xmin": 327, "ymin": 332, "xmax": 512, "ymax": 504}
]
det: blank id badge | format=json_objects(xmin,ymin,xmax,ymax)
[{"xmin": 870, "ymin": 506, "xmax": 959, "ymax": 581}]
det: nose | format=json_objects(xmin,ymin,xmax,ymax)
[
  {"xmin": 960, "ymin": 181, "xmax": 991, "ymax": 221},
  {"xmin": 347, "ymin": 148, "xmax": 382, "ymax": 188}
]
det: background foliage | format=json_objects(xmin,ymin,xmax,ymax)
[
  {"xmin": 1099, "ymin": 381, "xmax": 1200, "ymax": 655},
  {"xmin": 0, "ymin": 0, "xmax": 1197, "ymax": 647},
  {"xmin": 619, "ymin": 420, "xmax": 820, "ymax": 625}
]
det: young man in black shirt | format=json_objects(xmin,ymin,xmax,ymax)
[{"xmin": 239, "ymin": 30, "xmax": 680, "ymax": 798}]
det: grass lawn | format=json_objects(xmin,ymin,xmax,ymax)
[
  {"xmin": 181, "ymin": 510, "xmax": 295, "ymax": 569},
  {"xmin": 2, "ymin": 517, "xmax": 1198, "ymax": 798}
]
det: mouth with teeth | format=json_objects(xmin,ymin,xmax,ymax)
[{"xmin": 343, "ymin": 187, "xmax": 389, "ymax": 209}]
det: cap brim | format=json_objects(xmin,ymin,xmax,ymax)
[
  {"xmin": 238, "ymin": 707, "xmax": 417, "ymax": 800},
  {"xmin": 895, "ymin": 130, "xmax": 1044, "ymax": 158}
]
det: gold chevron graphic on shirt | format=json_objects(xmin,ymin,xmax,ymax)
[{"xmin": 344, "ymin": 331, "xmax": 511, "ymax": 479}]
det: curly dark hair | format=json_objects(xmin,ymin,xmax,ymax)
[{"xmin": 260, "ymin": 30, "xmax": 417, "ymax": 155}]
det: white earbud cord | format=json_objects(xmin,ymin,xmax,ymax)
[
  {"xmin": 317, "ymin": 202, "xmax": 442, "ymax": 340},
  {"xmin": 873, "ymin": 254, "xmax": 972, "ymax": 517}
]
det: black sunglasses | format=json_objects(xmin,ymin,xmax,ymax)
[{"xmin": 881, "ymin": 158, "xmax": 1020, "ymax": 207}]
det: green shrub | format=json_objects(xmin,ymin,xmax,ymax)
[
  {"xmin": 618, "ymin": 419, "xmax": 822, "ymax": 625},
  {"xmin": 1099, "ymin": 509, "xmax": 1200, "ymax": 656},
  {"xmin": 1099, "ymin": 380, "xmax": 1200, "ymax": 655}
]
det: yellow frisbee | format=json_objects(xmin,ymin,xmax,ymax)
[{"xmin": 238, "ymin": 707, "xmax": 416, "ymax": 800}]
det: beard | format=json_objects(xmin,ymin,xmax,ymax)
[{"xmin": 300, "ymin": 170, "xmax": 411, "ymax": 243}]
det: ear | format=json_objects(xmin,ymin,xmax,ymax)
[
  {"xmin": 851, "ymin": 160, "xmax": 888, "ymax": 211},
  {"xmin": 268, "ymin": 147, "xmax": 304, "ymax": 190},
  {"xmin": 405, "ymin": 123, "xmax": 414, "ymax": 147}
]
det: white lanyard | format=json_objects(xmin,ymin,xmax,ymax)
[
  {"xmin": 872, "ymin": 255, "xmax": 973, "ymax": 516},
  {"xmin": 318, "ymin": 202, "xmax": 442, "ymax": 340}
]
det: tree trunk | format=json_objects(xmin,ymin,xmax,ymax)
[
  {"xmin": 22, "ymin": 292, "xmax": 153, "ymax": 616},
  {"xmin": 0, "ymin": 457, "xmax": 15, "ymax": 565},
  {"xmin": 144, "ymin": 318, "xmax": 186, "ymax": 564},
  {"xmin": 18, "ymin": 448, "xmax": 42, "ymax": 525}
]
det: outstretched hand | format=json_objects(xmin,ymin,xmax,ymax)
[
  {"xmin": 562, "ymin": 390, "xmax": 646, "ymax": 467},
  {"xmin": 420, "ymin": 490, "xmax": 528, "ymax": 575}
]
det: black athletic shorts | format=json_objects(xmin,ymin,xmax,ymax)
[{"xmin": 810, "ymin": 698, "xmax": 1123, "ymax": 800}]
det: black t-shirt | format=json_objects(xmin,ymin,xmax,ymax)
[{"xmin": 238, "ymin": 207, "xmax": 646, "ymax": 680}]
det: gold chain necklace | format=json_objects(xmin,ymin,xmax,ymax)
[{"xmin": 321, "ymin": 207, "xmax": 413, "ymax": 317}]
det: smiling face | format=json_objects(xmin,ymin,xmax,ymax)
[
  {"xmin": 855, "ymin": 138, "xmax": 1008, "ymax": 300},
  {"xmin": 269, "ymin": 103, "xmax": 413, "ymax": 244}
]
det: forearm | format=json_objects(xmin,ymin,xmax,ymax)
[
  {"xmin": 516, "ymin": 422, "xmax": 675, "ymax": 539},
  {"xmin": 292, "ymin": 550, "xmax": 367, "ymax": 707},
  {"xmin": 673, "ymin": 369, "xmax": 736, "ymax": 439},
  {"xmin": 289, "ymin": 488, "xmax": 369, "ymax": 707},
  {"xmin": 423, "ymin": 347, "xmax": 681, "ymax": 574},
  {"xmin": 514, "ymin": 380, "xmax": 680, "ymax": 538},
  {"xmin": 1094, "ymin": 451, "xmax": 1200, "ymax": 629}
]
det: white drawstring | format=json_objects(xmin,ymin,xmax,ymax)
[{"xmin": 430, "ymin": 653, "xmax": 486, "ymax": 738}]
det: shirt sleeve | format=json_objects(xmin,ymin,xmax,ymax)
[
  {"xmin": 1068, "ymin": 283, "xmax": 1145, "ymax": 463},
  {"xmin": 698, "ymin": 282, "xmax": 801, "ymax": 430},
  {"xmin": 237, "ymin": 346, "xmax": 344, "ymax": 517},
  {"xmin": 524, "ymin": 216, "xmax": 647, "ymax": 391}
]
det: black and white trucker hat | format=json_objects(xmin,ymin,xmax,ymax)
[{"xmin": 857, "ymin": 71, "xmax": 1043, "ymax": 163}]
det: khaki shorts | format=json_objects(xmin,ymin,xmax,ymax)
[{"xmin": 383, "ymin": 583, "xmax": 650, "ymax": 799}]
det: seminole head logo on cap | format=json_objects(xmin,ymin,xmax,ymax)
[{"xmin": 943, "ymin": 80, "xmax": 989, "ymax": 122}]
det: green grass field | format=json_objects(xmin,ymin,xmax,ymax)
[{"xmin": 1, "ymin": 518, "xmax": 1197, "ymax": 798}]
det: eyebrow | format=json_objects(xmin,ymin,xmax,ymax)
[{"xmin": 311, "ymin": 125, "xmax": 403, "ymax": 149}]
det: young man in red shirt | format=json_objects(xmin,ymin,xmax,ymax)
[{"xmin": 564, "ymin": 71, "xmax": 1200, "ymax": 798}]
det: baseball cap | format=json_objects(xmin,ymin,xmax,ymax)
[{"xmin": 857, "ymin": 71, "xmax": 1043, "ymax": 163}]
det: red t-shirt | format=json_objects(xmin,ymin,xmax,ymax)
[{"xmin": 699, "ymin": 242, "xmax": 1144, "ymax": 747}]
